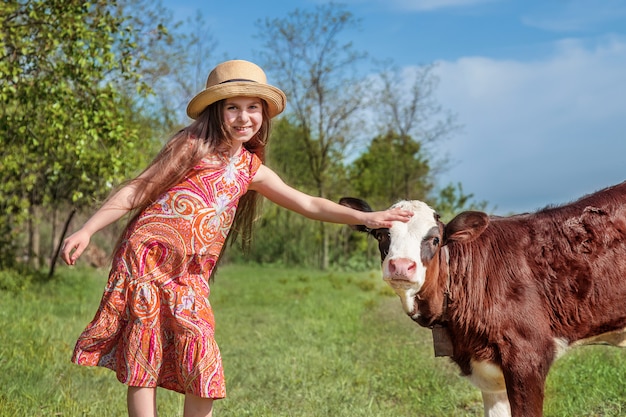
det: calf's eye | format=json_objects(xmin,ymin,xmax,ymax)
[
  {"xmin": 374, "ymin": 230, "xmax": 390, "ymax": 242},
  {"xmin": 433, "ymin": 237, "xmax": 440, "ymax": 246}
]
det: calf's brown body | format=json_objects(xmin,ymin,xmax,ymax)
[{"xmin": 342, "ymin": 181, "xmax": 626, "ymax": 417}]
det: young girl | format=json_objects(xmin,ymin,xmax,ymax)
[{"xmin": 62, "ymin": 60, "xmax": 412, "ymax": 417}]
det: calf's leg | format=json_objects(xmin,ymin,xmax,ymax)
[
  {"xmin": 501, "ymin": 350, "xmax": 550, "ymax": 417},
  {"xmin": 481, "ymin": 391, "xmax": 511, "ymax": 417}
]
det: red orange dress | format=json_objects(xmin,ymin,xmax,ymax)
[{"xmin": 72, "ymin": 148, "xmax": 261, "ymax": 398}]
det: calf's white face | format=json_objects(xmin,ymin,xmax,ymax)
[{"xmin": 383, "ymin": 200, "xmax": 440, "ymax": 318}]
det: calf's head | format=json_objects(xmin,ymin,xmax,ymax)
[{"xmin": 341, "ymin": 197, "xmax": 489, "ymax": 324}]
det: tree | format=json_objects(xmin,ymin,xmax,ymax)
[
  {"xmin": 0, "ymin": 0, "xmax": 159, "ymax": 268},
  {"xmin": 256, "ymin": 3, "xmax": 368, "ymax": 269},
  {"xmin": 373, "ymin": 63, "xmax": 490, "ymax": 217},
  {"xmin": 348, "ymin": 62, "xmax": 477, "ymax": 212},
  {"xmin": 120, "ymin": 2, "xmax": 218, "ymax": 131},
  {"xmin": 349, "ymin": 132, "xmax": 432, "ymax": 209},
  {"xmin": 371, "ymin": 62, "xmax": 459, "ymax": 173},
  {"xmin": 434, "ymin": 182, "xmax": 488, "ymax": 222}
]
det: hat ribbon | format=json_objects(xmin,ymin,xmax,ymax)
[{"xmin": 219, "ymin": 78, "xmax": 258, "ymax": 84}]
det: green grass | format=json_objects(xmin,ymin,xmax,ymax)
[{"xmin": 1, "ymin": 264, "xmax": 625, "ymax": 416}]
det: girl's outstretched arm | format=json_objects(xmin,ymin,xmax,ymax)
[
  {"xmin": 249, "ymin": 165, "xmax": 412, "ymax": 229},
  {"xmin": 61, "ymin": 182, "xmax": 139, "ymax": 265}
]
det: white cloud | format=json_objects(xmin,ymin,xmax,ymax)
[{"xmin": 431, "ymin": 36, "xmax": 626, "ymax": 214}]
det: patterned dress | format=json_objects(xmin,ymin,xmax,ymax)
[{"xmin": 72, "ymin": 148, "xmax": 261, "ymax": 398}]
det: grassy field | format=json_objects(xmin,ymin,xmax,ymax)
[{"xmin": 1, "ymin": 264, "xmax": 625, "ymax": 416}]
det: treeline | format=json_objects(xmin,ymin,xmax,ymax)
[{"xmin": 0, "ymin": 0, "xmax": 485, "ymax": 275}]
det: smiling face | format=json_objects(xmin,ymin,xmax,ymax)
[{"xmin": 222, "ymin": 96, "xmax": 264, "ymax": 152}]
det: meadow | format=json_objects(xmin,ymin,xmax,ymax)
[{"xmin": 1, "ymin": 264, "xmax": 625, "ymax": 416}]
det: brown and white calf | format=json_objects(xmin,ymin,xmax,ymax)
[{"xmin": 341, "ymin": 181, "xmax": 626, "ymax": 417}]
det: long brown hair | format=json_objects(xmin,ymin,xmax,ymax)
[{"xmin": 112, "ymin": 99, "xmax": 273, "ymax": 266}]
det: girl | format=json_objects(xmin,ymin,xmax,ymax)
[{"xmin": 62, "ymin": 60, "xmax": 412, "ymax": 417}]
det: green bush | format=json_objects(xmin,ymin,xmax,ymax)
[{"xmin": 0, "ymin": 267, "xmax": 33, "ymax": 293}]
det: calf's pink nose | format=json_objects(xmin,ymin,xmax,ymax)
[{"xmin": 387, "ymin": 258, "xmax": 417, "ymax": 280}]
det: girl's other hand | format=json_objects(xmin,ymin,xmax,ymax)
[{"xmin": 61, "ymin": 229, "xmax": 92, "ymax": 265}]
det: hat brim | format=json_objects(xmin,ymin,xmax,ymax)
[{"xmin": 186, "ymin": 82, "xmax": 286, "ymax": 119}]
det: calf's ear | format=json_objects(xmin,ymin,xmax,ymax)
[
  {"xmin": 339, "ymin": 197, "xmax": 374, "ymax": 233},
  {"xmin": 443, "ymin": 211, "xmax": 489, "ymax": 244},
  {"xmin": 339, "ymin": 197, "xmax": 374, "ymax": 213}
]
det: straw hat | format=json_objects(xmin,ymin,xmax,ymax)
[{"xmin": 186, "ymin": 60, "xmax": 287, "ymax": 119}]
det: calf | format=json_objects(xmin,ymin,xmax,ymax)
[{"xmin": 341, "ymin": 181, "xmax": 626, "ymax": 417}]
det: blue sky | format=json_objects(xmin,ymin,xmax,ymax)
[{"xmin": 164, "ymin": 0, "xmax": 626, "ymax": 214}]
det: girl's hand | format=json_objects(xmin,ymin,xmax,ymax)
[
  {"xmin": 61, "ymin": 229, "xmax": 92, "ymax": 265},
  {"xmin": 362, "ymin": 208, "xmax": 413, "ymax": 229}
]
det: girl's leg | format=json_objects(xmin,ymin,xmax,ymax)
[
  {"xmin": 183, "ymin": 394, "xmax": 214, "ymax": 417},
  {"xmin": 127, "ymin": 386, "xmax": 157, "ymax": 417}
]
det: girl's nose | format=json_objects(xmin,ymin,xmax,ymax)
[{"xmin": 237, "ymin": 111, "xmax": 249, "ymax": 122}]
